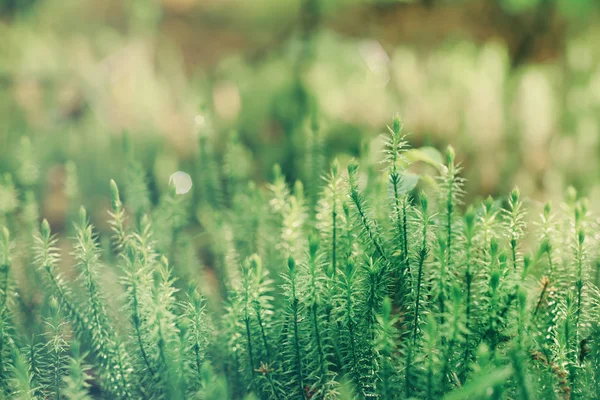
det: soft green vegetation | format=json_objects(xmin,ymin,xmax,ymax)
[
  {"xmin": 3, "ymin": 0, "xmax": 600, "ymax": 206},
  {"xmin": 0, "ymin": 116, "xmax": 599, "ymax": 399}
]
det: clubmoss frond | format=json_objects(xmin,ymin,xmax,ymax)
[
  {"xmin": 280, "ymin": 182, "xmax": 309, "ymax": 261},
  {"xmin": 181, "ymin": 287, "xmax": 211, "ymax": 392},
  {"xmin": 62, "ymin": 341, "xmax": 93, "ymax": 400},
  {"xmin": 347, "ymin": 160, "xmax": 388, "ymax": 267},
  {"xmin": 281, "ymin": 256, "xmax": 308, "ymax": 399},
  {"xmin": 151, "ymin": 256, "xmax": 187, "ymax": 398},
  {"xmin": 503, "ymin": 187, "xmax": 527, "ymax": 273},
  {"xmin": 421, "ymin": 314, "xmax": 442, "ymax": 400},
  {"xmin": 34, "ymin": 220, "xmax": 87, "ymax": 345},
  {"xmin": 0, "ymin": 226, "xmax": 15, "ymax": 396},
  {"xmin": 10, "ymin": 347, "xmax": 37, "ymax": 400},
  {"xmin": 434, "ymin": 146, "xmax": 465, "ymax": 331},
  {"xmin": 195, "ymin": 360, "xmax": 230, "ymax": 400},
  {"xmin": 537, "ymin": 202, "xmax": 558, "ymax": 277},
  {"xmin": 375, "ymin": 297, "xmax": 401, "ymax": 399},
  {"xmin": 72, "ymin": 207, "xmax": 134, "ymax": 398},
  {"xmin": 302, "ymin": 114, "xmax": 325, "ymax": 220},
  {"xmin": 316, "ymin": 159, "xmax": 347, "ymax": 280},
  {"xmin": 384, "ymin": 116, "xmax": 411, "ymax": 264},
  {"xmin": 462, "ymin": 205, "xmax": 476, "ymax": 381},
  {"xmin": 303, "ymin": 236, "xmax": 336, "ymax": 393},
  {"xmin": 411, "ymin": 193, "xmax": 432, "ymax": 347},
  {"xmin": 39, "ymin": 297, "xmax": 69, "ymax": 399},
  {"xmin": 333, "ymin": 259, "xmax": 376, "ymax": 397}
]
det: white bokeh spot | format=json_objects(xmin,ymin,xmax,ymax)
[{"xmin": 169, "ymin": 171, "xmax": 192, "ymax": 194}]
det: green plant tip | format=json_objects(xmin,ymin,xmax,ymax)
[
  {"xmin": 490, "ymin": 270, "xmax": 501, "ymax": 290},
  {"xmin": 464, "ymin": 205, "xmax": 475, "ymax": 228},
  {"xmin": 392, "ymin": 116, "xmax": 401, "ymax": 134},
  {"xmin": 342, "ymin": 202, "xmax": 350, "ymax": 217},
  {"xmin": 331, "ymin": 158, "xmax": 339, "ymax": 177},
  {"xmin": 346, "ymin": 260, "xmax": 354, "ymax": 275},
  {"xmin": 347, "ymin": 160, "xmax": 359, "ymax": 176},
  {"xmin": 249, "ymin": 254, "xmax": 262, "ymax": 277},
  {"xmin": 445, "ymin": 145, "xmax": 455, "ymax": 165},
  {"xmin": 272, "ymin": 164, "xmax": 282, "ymax": 180},
  {"xmin": 484, "ymin": 195, "xmax": 494, "ymax": 213},
  {"xmin": 490, "ymin": 237, "xmax": 499, "ymax": 256},
  {"xmin": 41, "ymin": 219, "xmax": 51, "ymax": 240},
  {"xmin": 420, "ymin": 192, "xmax": 428, "ymax": 212},
  {"xmin": 510, "ymin": 187, "xmax": 520, "ymax": 204},
  {"xmin": 110, "ymin": 179, "xmax": 121, "ymax": 210},
  {"xmin": 287, "ymin": 256, "xmax": 296, "ymax": 272},
  {"xmin": 523, "ymin": 254, "xmax": 532, "ymax": 275},
  {"xmin": 543, "ymin": 202, "xmax": 551, "ymax": 217}
]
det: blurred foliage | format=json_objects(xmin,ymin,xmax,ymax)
[{"xmin": 1, "ymin": 0, "xmax": 600, "ymax": 225}]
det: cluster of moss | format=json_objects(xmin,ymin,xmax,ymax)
[{"xmin": 0, "ymin": 117, "xmax": 599, "ymax": 399}]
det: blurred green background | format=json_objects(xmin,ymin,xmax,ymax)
[{"xmin": 2, "ymin": 0, "xmax": 600, "ymax": 227}]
